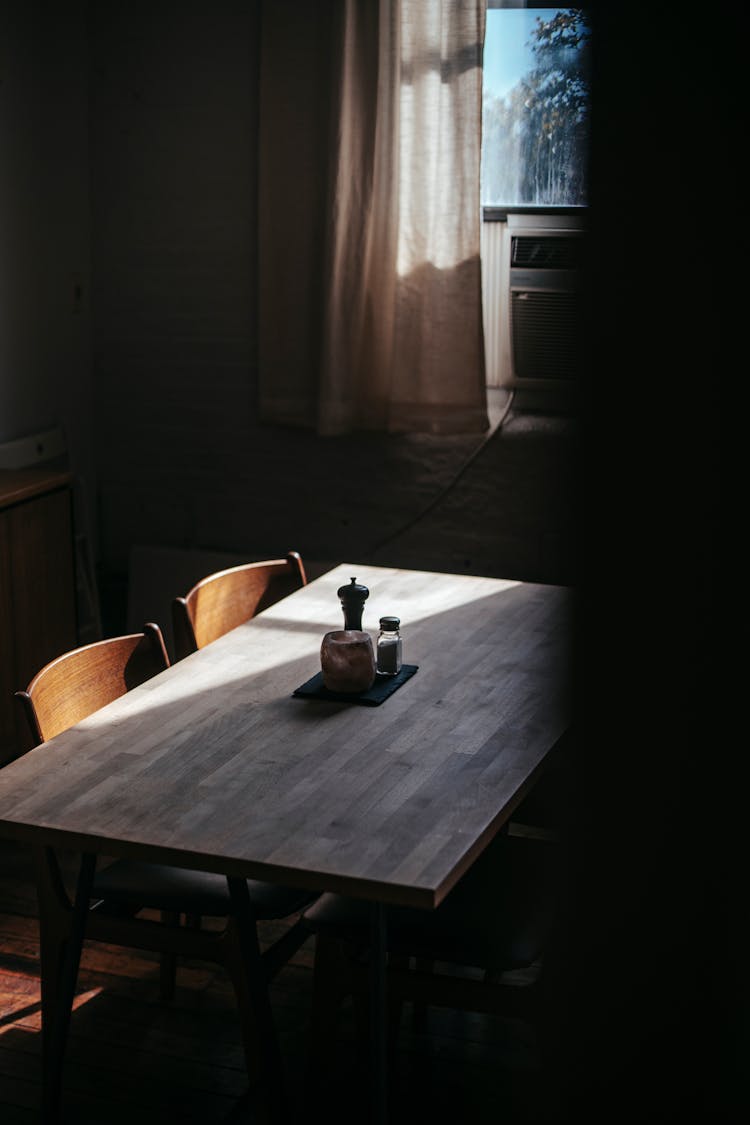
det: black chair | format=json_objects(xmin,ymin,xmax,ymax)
[{"xmin": 301, "ymin": 819, "xmax": 566, "ymax": 1106}]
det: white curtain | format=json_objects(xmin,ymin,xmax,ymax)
[{"xmin": 259, "ymin": 0, "xmax": 488, "ymax": 436}]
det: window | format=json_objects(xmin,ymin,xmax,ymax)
[{"xmin": 481, "ymin": 3, "xmax": 591, "ymax": 208}]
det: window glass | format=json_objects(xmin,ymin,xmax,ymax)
[{"xmin": 481, "ymin": 6, "xmax": 591, "ymax": 207}]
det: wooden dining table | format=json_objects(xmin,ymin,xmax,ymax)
[{"xmin": 0, "ymin": 562, "xmax": 574, "ymax": 1124}]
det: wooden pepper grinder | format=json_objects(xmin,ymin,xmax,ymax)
[{"xmin": 338, "ymin": 576, "xmax": 370, "ymax": 631}]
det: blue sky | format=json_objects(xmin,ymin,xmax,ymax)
[{"xmin": 484, "ymin": 8, "xmax": 564, "ymax": 98}]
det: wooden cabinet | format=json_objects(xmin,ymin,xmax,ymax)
[{"xmin": 0, "ymin": 469, "xmax": 78, "ymax": 765}]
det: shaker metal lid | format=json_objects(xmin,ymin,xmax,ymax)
[{"xmin": 379, "ymin": 616, "xmax": 400, "ymax": 630}]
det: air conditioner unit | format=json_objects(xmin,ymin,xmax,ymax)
[{"xmin": 496, "ymin": 213, "xmax": 587, "ymax": 401}]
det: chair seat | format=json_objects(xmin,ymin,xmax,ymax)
[
  {"xmin": 93, "ymin": 860, "xmax": 317, "ymax": 919},
  {"xmin": 303, "ymin": 834, "xmax": 560, "ymax": 972}
]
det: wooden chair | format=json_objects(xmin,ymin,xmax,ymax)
[
  {"xmin": 172, "ymin": 550, "xmax": 308, "ymax": 662},
  {"xmin": 301, "ymin": 827, "xmax": 566, "ymax": 1104},
  {"xmin": 14, "ymin": 624, "xmax": 317, "ymax": 1114}
]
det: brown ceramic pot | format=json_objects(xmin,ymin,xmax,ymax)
[{"xmin": 320, "ymin": 629, "xmax": 376, "ymax": 693}]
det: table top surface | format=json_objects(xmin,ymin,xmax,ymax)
[{"xmin": 0, "ymin": 564, "xmax": 574, "ymax": 909}]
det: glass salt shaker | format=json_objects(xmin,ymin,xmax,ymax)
[{"xmin": 376, "ymin": 616, "xmax": 402, "ymax": 676}]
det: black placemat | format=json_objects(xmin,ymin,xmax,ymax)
[{"xmin": 292, "ymin": 664, "xmax": 419, "ymax": 706}]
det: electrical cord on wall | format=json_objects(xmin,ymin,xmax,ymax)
[{"xmin": 369, "ymin": 388, "xmax": 515, "ymax": 557}]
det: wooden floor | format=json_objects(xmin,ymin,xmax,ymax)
[{"xmin": 0, "ymin": 840, "xmax": 545, "ymax": 1125}]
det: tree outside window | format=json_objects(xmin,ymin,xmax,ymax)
[{"xmin": 482, "ymin": 7, "xmax": 591, "ymax": 208}]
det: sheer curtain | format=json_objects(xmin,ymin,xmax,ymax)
[{"xmin": 259, "ymin": 0, "xmax": 488, "ymax": 436}]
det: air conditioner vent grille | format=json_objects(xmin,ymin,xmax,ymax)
[
  {"xmin": 511, "ymin": 235, "xmax": 584, "ymax": 271},
  {"xmin": 511, "ymin": 291, "xmax": 584, "ymax": 381}
]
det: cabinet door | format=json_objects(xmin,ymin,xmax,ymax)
[
  {"xmin": 0, "ymin": 512, "xmax": 17, "ymax": 762},
  {"xmin": 9, "ymin": 487, "xmax": 77, "ymax": 690},
  {"xmin": 0, "ymin": 487, "xmax": 78, "ymax": 764}
]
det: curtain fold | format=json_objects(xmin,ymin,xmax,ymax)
[{"xmin": 259, "ymin": 0, "xmax": 488, "ymax": 436}]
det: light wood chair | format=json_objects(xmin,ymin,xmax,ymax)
[
  {"xmin": 14, "ymin": 624, "xmax": 168, "ymax": 748},
  {"xmin": 14, "ymin": 624, "xmax": 317, "ymax": 1113},
  {"xmin": 172, "ymin": 550, "xmax": 308, "ymax": 661}
]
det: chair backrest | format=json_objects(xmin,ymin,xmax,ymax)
[
  {"xmin": 171, "ymin": 551, "xmax": 307, "ymax": 661},
  {"xmin": 15, "ymin": 623, "xmax": 170, "ymax": 747}
]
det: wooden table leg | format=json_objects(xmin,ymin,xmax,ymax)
[
  {"xmin": 226, "ymin": 876, "xmax": 289, "ymax": 1124},
  {"xmin": 370, "ymin": 902, "xmax": 387, "ymax": 1125},
  {"xmin": 34, "ymin": 848, "xmax": 95, "ymax": 1124}
]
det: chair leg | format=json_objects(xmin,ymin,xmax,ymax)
[
  {"xmin": 222, "ymin": 919, "xmax": 264, "ymax": 1090},
  {"xmin": 351, "ymin": 952, "xmax": 406, "ymax": 1056},
  {"xmin": 386, "ymin": 954, "xmax": 408, "ymax": 1050},
  {"xmin": 224, "ymin": 878, "xmax": 289, "ymax": 1124},
  {"xmin": 34, "ymin": 847, "xmax": 96, "ymax": 1124},
  {"xmin": 159, "ymin": 910, "xmax": 180, "ymax": 1002},
  {"xmin": 306, "ymin": 933, "xmax": 355, "ymax": 1091},
  {"xmin": 349, "ymin": 955, "xmax": 370, "ymax": 1059},
  {"xmin": 413, "ymin": 957, "xmax": 433, "ymax": 1031},
  {"xmin": 344, "ymin": 949, "xmax": 402, "ymax": 1071}
]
